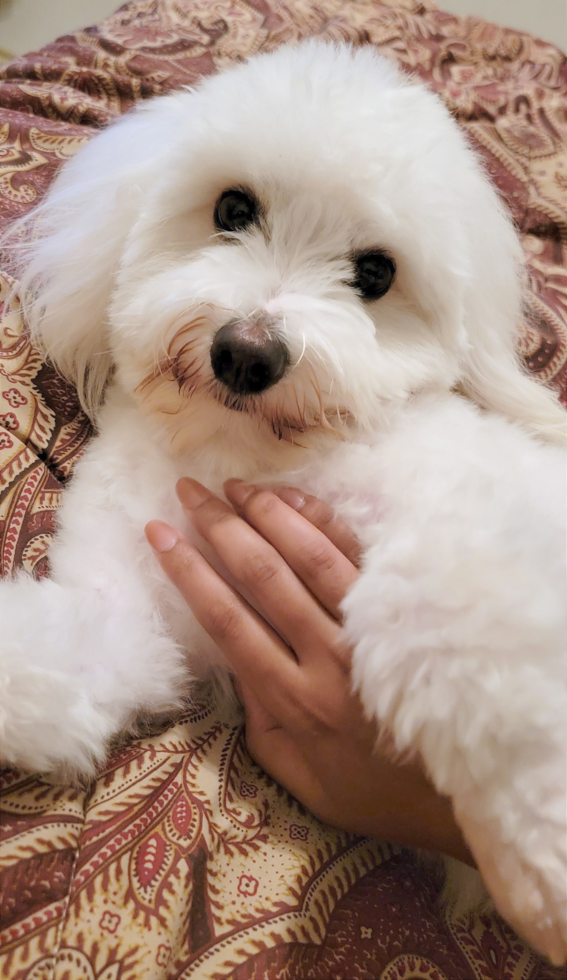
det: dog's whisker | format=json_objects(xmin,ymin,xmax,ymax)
[{"xmin": 295, "ymin": 330, "xmax": 307, "ymax": 369}]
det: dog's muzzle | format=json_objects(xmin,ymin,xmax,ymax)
[{"xmin": 210, "ymin": 316, "xmax": 289, "ymax": 395}]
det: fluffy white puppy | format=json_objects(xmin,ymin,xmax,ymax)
[{"xmin": 0, "ymin": 40, "xmax": 565, "ymax": 963}]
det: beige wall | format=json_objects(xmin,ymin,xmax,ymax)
[
  {"xmin": 0, "ymin": 0, "xmax": 120, "ymax": 55},
  {"xmin": 1, "ymin": 0, "xmax": 566, "ymax": 56},
  {"xmin": 440, "ymin": 0, "xmax": 566, "ymax": 51}
]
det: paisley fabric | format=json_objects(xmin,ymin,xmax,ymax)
[{"xmin": 0, "ymin": 1, "xmax": 565, "ymax": 977}]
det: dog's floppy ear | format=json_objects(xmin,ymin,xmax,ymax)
[
  {"xmin": 456, "ymin": 171, "xmax": 565, "ymax": 444},
  {"xmin": 11, "ymin": 95, "xmax": 185, "ymax": 419}
]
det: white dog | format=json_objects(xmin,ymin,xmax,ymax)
[{"xmin": 0, "ymin": 41, "xmax": 565, "ymax": 963}]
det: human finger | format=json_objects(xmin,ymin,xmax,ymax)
[
  {"xmin": 274, "ymin": 487, "xmax": 362, "ymax": 567},
  {"xmin": 145, "ymin": 520, "xmax": 301, "ymax": 702},
  {"xmin": 224, "ymin": 479, "xmax": 359, "ymax": 620},
  {"xmin": 176, "ymin": 479, "xmax": 343, "ymax": 656}
]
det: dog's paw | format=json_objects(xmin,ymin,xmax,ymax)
[
  {"xmin": 455, "ymin": 804, "xmax": 567, "ymax": 965},
  {"xmin": 0, "ymin": 663, "xmax": 112, "ymax": 775}
]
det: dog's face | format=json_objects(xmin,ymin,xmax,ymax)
[
  {"xmin": 23, "ymin": 42, "xmax": 560, "ymax": 464},
  {"xmin": 113, "ymin": 167, "xmax": 434, "ymax": 461}
]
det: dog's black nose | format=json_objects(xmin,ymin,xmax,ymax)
[{"xmin": 210, "ymin": 318, "xmax": 289, "ymax": 395}]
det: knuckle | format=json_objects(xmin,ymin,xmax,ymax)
[
  {"xmin": 328, "ymin": 634, "xmax": 352, "ymax": 672},
  {"xmin": 293, "ymin": 687, "xmax": 336, "ymax": 737},
  {"xmin": 303, "ymin": 705, "xmax": 335, "ymax": 737},
  {"xmin": 193, "ymin": 500, "xmax": 236, "ymax": 535},
  {"xmin": 242, "ymin": 550, "xmax": 281, "ymax": 587},
  {"xmin": 303, "ymin": 498, "xmax": 335, "ymax": 530},
  {"xmin": 299, "ymin": 542, "xmax": 337, "ymax": 576},
  {"xmin": 248, "ymin": 489, "xmax": 279, "ymax": 520},
  {"xmin": 207, "ymin": 602, "xmax": 242, "ymax": 640},
  {"xmin": 211, "ymin": 508, "xmax": 238, "ymax": 530}
]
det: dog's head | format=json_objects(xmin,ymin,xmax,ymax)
[{"xmin": 14, "ymin": 41, "xmax": 564, "ymax": 467}]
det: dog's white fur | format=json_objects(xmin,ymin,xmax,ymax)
[{"xmin": 0, "ymin": 41, "xmax": 565, "ymax": 962}]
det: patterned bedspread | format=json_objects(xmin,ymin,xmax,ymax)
[{"xmin": 0, "ymin": 2, "xmax": 566, "ymax": 978}]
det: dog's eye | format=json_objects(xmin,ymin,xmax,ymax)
[
  {"xmin": 214, "ymin": 189, "xmax": 258, "ymax": 233},
  {"xmin": 351, "ymin": 250, "xmax": 396, "ymax": 300}
]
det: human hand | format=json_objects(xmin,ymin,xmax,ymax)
[{"xmin": 146, "ymin": 480, "xmax": 472, "ymax": 864}]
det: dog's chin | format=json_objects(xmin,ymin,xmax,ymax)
[
  {"xmin": 134, "ymin": 360, "xmax": 356, "ymax": 464},
  {"xmin": 210, "ymin": 382, "xmax": 355, "ymax": 443},
  {"xmin": 211, "ymin": 386, "xmax": 253, "ymax": 416}
]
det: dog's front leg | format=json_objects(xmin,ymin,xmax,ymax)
[
  {"xmin": 0, "ymin": 420, "xmax": 189, "ymax": 777},
  {"xmin": 0, "ymin": 574, "xmax": 188, "ymax": 776},
  {"xmin": 339, "ymin": 447, "xmax": 566, "ymax": 964}
]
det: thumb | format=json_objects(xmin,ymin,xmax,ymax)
[
  {"xmin": 235, "ymin": 677, "xmax": 282, "ymax": 738},
  {"xmin": 236, "ymin": 680, "xmax": 326, "ymax": 810}
]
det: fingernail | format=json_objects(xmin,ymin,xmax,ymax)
[
  {"xmin": 177, "ymin": 477, "xmax": 211, "ymax": 509},
  {"xmin": 274, "ymin": 486, "xmax": 306, "ymax": 511},
  {"xmin": 224, "ymin": 479, "xmax": 257, "ymax": 508},
  {"xmin": 145, "ymin": 520, "xmax": 179, "ymax": 553}
]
